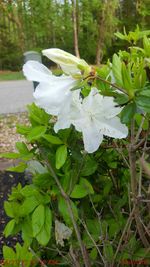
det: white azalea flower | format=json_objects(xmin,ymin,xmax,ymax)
[
  {"xmin": 23, "ymin": 60, "xmax": 77, "ymax": 115},
  {"xmin": 54, "ymin": 89, "xmax": 81, "ymax": 132},
  {"xmin": 55, "ymin": 88, "xmax": 128, "ymax": 153},
  {"xmin": 42, "ymin": 48, "xmax": 91, "ymax": 75}
]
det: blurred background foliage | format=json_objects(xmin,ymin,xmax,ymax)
[{"xmin": 0, "ymin": 0, "xmax": 149, "ymax": 70}]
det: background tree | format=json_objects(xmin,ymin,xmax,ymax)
[{"xmin": 0, "ymin": 0, "xmax": 149, "ymax": 70}]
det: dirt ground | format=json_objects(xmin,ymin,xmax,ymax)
[
  {"xmin": 0, "ymin": 112, "xmax": 29, "ymax": 153},
  {"xmin": 0, "ymin": 171, "xmax": 26, "ymax": 258},
  {"xmin": 0, "ymin": 113, "xmax": 29, "ymax": 258}
]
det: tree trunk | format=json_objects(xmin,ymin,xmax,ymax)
[
  {"xmin": 0, "ymin": 1, "xmax": 25, "ymax": 52},
  {"xmin": 72, "ymin": 0, "xmax": 80, "ymax": 58},
  {"xmin": 96, "ymin": 2, "xmax": 106, "ymax": 65}
]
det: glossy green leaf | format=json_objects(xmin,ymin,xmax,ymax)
[
  {"xmin": 135, "ymin": 114, "xmax": 148, "ymax": 130},
  {"xmin": 81, "ymin": 157, "xmax": 98, "ymax": 176},
  {"xmin": 27, "ymin": 103, "xmax": 50, "ymax": 125},
  {"xmin": 7, "ymin": 162, "xmax": 27, "ymax": 173},
  {"xmin": 43, "ymin": 134, "xmax": 63, "ymax": 145},
  {"xmin": 112, "ymin": 54, "xmax": 123, "ymax": 87},
  {"xmin": 27, "ymin": 126, "xmax": 47, "ymax": 142},
  {"xmin": 90, "ymin": 247, "xmax": 98, "ymax": 260},
  {"xmin": 58, "ymin": 196, "xmax": 78, "ymax": 225},
  {"xmin": 122, "ymin": 62, "xmax": 133, "ymax": 95},
  {"xmin": 0, "ymin": 152, "xmax": 20, "ymax": 159},
  {"xmin": 4, "ymin": 219, "xmax": 16, "ymax": 237},
  {"xmin": 32, "ymin": 204, "xmax": 45, "ymax": 237},
  {"xmin": 103, "ymin": 243, "xmax": 114, "ymax": 261},
  {"xmin": 3, "ymin": 246, "xmax": 16, "ymax": 260},
  {"xmin": 36, "ymin": 206, "xmax": 52, "ymax": 246},
  {"xmin": 4, "ymin": 201, "xmax": 14, "ymax": 218},
  {"xmin": 70, "ymin": 178, "xmax": 94, "ymax": 198},
  {"xmin": 15, "ymin": 142, "xmax": 29, "ymax": 154},
  {"xmin": 56, "ymin": 145, "xmax": 67, "ymax": 169},
  {"xmin": 121, "ymin": 102, "xmax": 136, "ymax": 123}
]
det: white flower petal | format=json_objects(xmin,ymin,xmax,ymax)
[
  {"xmin": 54, "ymin": 99, "xmax": 72, "ymax": 132},
  {"xmin": 33, "ymin": 75, "xmax": 76, "ymax": 115},
  {"xmin": 82, "ymin": 123, "xmax": 103, "ymax": 153},
  {"xmin": 23, "ymin": 60, "xmax": 52, "ymax": 82},
  {"xmin": 83, "ymin": 88, "xmax": 122, "ymax": 118},
  {"xmin": 100, "ymin": 97, "xmax": 122, "ymax": 118},
  {"xmin": 96, "ymin": 116, "xmax": 128, "ymax": 139},
  {"xmin": 54, "ymin": 90, "xmax": 81, "ymax": 132}
]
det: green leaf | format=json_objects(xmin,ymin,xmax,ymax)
[
  {"xmin": 135, "ymin": 114, "xmax": 148, "ymax": 130},
  {"xmin": 32, "ymin": 204, "xmax": 45, "ymax": 237},
  {"xmin": 20, "ymin": 196, "xmax": 39, "ymax": 216},
  {"xmin": 0, "ymin": 152, "xmax": 20, "ymax": 159},
  {"xmin": 43, "ymin": 134, "xmax": 63, "ymax": 145},
  {"xmin": 108, "ymin": 220, "xmax": 120, "ymax": 238},
  {"xmin": 121, "ymin": 102, "xmax": 136, "ymax": 124},
  {"xmin": 112, "ymin": 54, "xmax": 123, "ymax": 87},
  {"xmin": 4, "ymin": 219, "xmax": 16, "ymax": 237},
  {"xmin": 33, "ymin": 173, "xmax": 53, "ymax": 189},
  {"xmin": 90, "ymin": 247, "xmax": 98, "ymax": 260},
  {"xmin": 115, "ymin": 93, "xmax": 129, "ymax": 105},
  {"xmin": 122, "ymin": 62, "xmax": 133, "ymax": 96},
  {"xmin": 143, "ymin": 36, "xmax": 150, "ymax": 57},
  {"xmin": 70, "ymin": 184, "xmax": 88, "ymax": 198},
  {"xmin": 27, "ymin": 103, "xmax": 50, "ymax": 125},
  {"xmin": 3, "ymin": 246, "xmax": 16, "ymax": 260},
  {"xmin": 17, "ymin": 124, "xmax": 31, "ymax": 135},
  {"xmin": 22, "ymin": 217, "xmax": 33, "ymax": 241},
  {"xmin": 81, "ymin": 157, "xmax": 98, "ymax": 176},
  {"xmin": 134, "ymin": 68, "xmax": 146, "ymax": 90},
  {"xmin": 15, "ymin": 142, "xmax": 29, "ymax": 154},
  {"xmin": 4, "ymin": 201, "xmax": 14, "ymax": 218},
  {"xmin": 21, "ymin": 185, "xmax": 38, "ymax": 197},
  {"xmin": 36, "ymin": 206, "xmax": 52, "ymax": 246},
  {"xmin": 55, "ymin": 145, "xmax": 68, "ymax": 169},
  {"xmin": 70, "ymin": 178, "xmax": 94, "ymax": 198},
  {"xmin": 133, "ymin": 248, "xmax": 150, "ymax": 260},
  {"xmin": 103, "ymin": 243, "xmax": 114, "ymax": 261},
  {"xmin": 135, "ymin": 92, "xmax": 150, "ymax": 113},
  {"xmin": 58, "ymin": 196, "xmax": 78, "ymax": 225},
  {"xmin": 7, "ymin": 162, "xmax": 27, "ymax": 173},
  {"xmin": 80, "ymin": 178, "xmax": 94, "ymax": 194},
  {"xmin": 86, "ymin": 219, "xmax": 100, "ymax": 236},
  {"xmin": 114, "ymin": 31, "xmax": 126, "ymax": 40},
  {"xmin": 27, "ymin": 126, "xmax": 47, "ymax": 142}
]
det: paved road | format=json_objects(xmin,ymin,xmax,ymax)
[{"xmin": 0, "ymin": 80, "xmax": 34, "ymax": 114}]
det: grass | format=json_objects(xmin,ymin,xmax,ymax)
[
  {"xmin": 0, "ymin": 68, "xmax": 62, "ymax": 81},
  {"xmin": 0, "ymin": 71, "xmax": 25, "ymax": 81}
]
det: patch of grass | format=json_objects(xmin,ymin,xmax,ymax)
[{"xmin": 0, "ymin": 71, "xmax": 25, "ymax": 81}]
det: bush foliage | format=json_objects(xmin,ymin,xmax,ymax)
[{"xmin": 1, "ymin": 29, "xmax": 150, "ymax": 267}]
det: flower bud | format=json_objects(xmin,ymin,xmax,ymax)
[{"xmin": 42, "ymin": 48, "xmax": 91, "ymax": 75}]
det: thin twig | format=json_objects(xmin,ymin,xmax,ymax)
[
  {"xmin": 96, "ymin": 75, "xmax": 127, "ymax": 94},
  {"xmin": 138, "ymin": 165, "xmax": 142, "ymax": 198},
  {"xmin": 79, "ymin": 219, "xmax": 106, "ymax": 266},
  {"xmin": 135, "ymin": 114, "xmax": 146, "ymax": 142},
  {"xmin": 140, "ymin": 157, "xmax": 150, "ymax": 178},
  {"xmin": 112, "ymin": 206, "xmax": 136, "ymax": 266},
  {"xmin": 69, "ymin": 245, "xmax": 80, "ymax": 267},
  {"xmin": 83, "ymin": 74, "xmax": 127, "ymax": 94},
  {"xmin": 114, "ymin": 141, "xmax": 130, "ymax": 168},
  {"xmin": 128, "ymin": 119, "xmax": 149, "ymax": 248},
  {"xmin": 139, "ymin": 217, "xmax": 150, "ymax": 238},
  {"xmin": 44, "ymin": 158, "xmax": 91, "ymax": 267},
  {"xmin": 29, "ymin": 247, "xmax": 48, "ymax": 267}
]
